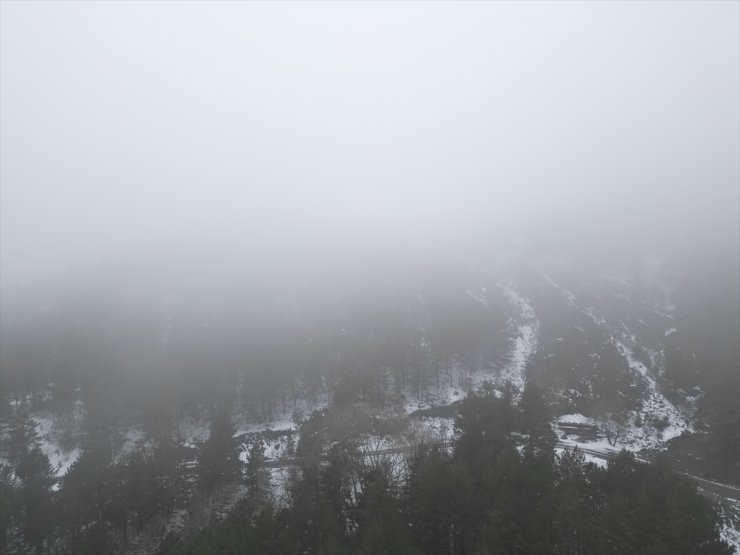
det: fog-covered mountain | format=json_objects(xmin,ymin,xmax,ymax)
[{"xmin": 1, "ymin": 243, "xmax": 737, "ymax": 552}]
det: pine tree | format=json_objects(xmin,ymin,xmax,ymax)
[
  {"xmin": 406, "ymin": 444, "xmax": 455, "ymax": 555},
  {"xmin": 16, "ymin": 447, "xmax": 55, "ymax": 553},
  {"xmin": 518, "ymin": 382, "xmax": 556, "ymax": 455},
  {"xmin": 245, "ymin": 438, "xmax": 271, "ymax": 505},
  {"xmin": 197, "ymin": 406, "xmax": 240, "ymax": 493},
  {"xmin": 0, "ymin": 463, "xmax": 18, "ymax": 553},
  {"xmin": 7, "ymin": 409, "xmax": 38, "ymax": 466}
]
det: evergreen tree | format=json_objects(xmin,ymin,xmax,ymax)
[
  {"xmin": 518, "ymin": 382, "xmax": 557, "ymax": 455},
  {"xmin": 0, "ymin": 464, "xmax": 16, "ymax": 553},
  {"xmin": 245, "ymin": 438, "xmax": 271, "ymax": 505},
  {"xmin": 406, "ymin": 444, "xmax": 455, "ymax": 555},
  {"xmin": 7, "ymin": 409, "xmax": 38, "ymax": 466},
  {"xmin": 197, "ymin": 406, "xmax": 240, "ymax": 493},
  {"xmin": 16, "ymin": 447, "xmax": 55, "ymax": 553},
  {"xmin": 355, "ymin": 464, "xmax": 419, "ymax": 555}
]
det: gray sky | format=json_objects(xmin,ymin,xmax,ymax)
[{"xmin": 1, "ymin": 1, "xmax": 738, "ymax": 283}]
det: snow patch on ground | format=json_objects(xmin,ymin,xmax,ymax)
[
  {"xmin": 236, "ymin": 387, "xmax": 332, "ymax": 436},
  {"xmin": 558, "ymin": 414, "xmax": 596, "ymax": 426},
  {"xmin": 721, "ymin": 526, "xmax": 740, "ymax": 555},
  {"xmin": 42, "ymin": 444, "xmax": 81, "ymax": 486},
  {"xmin": 498, "ymin": 286, "xmax": 539, "ymax": 392},
  {"xmin": 178, "ymin": 417, "xmax": 210, "ymax": 448},
  {"xmin": 236, "ymin": 413, "xmax": 296, "ymax": 435},
  {"xmin": 499, "ymin": 322, "xmax": 537, "ymax": 392},
  {"xmin": 32, "ymin": 414, "xmax": 82, "ymax": 480},
  {"xmin": 578, "ymin": 304, "xmax": 692, "ymax": 451},
  {"xmin": 115, "ymin": 428, "xmax": 145, "ymax": 462},
  {"xmin": 556, "ymin": 415, "xmax": 654, "ymax": 458},
  {"xmin": 583, "ymin": 452, "xmax": 607, "ymax": 468},
  {"xmin": 238, "ymin": 434, "xmax": 296, "ymax": 464},
  {"xmin": 402, "ymin": 284, "xmax": 539, "ymax": 411},
  {"xmin": 401, "ymin": 363, "xmax": 492, "ymax": 413},
  {"xmin": 614, "ymin": 339, "xmax": 692, "ymax": 447},
  {"xmin": 413, "ymin": 416, "xmax": 456, "ymax": 444},
  {"xmin": 717, "ymin": 501, "xmax": 740, "ymax": 554}
]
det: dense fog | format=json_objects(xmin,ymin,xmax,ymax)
[
  {"xmin": 1, "ymin": 3, "xmax": 739, "ymax": 554},
  {"xmin": 1, "ymin": 1, "xmax": 738, "ymax": 285}
]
